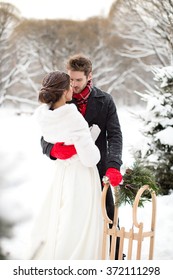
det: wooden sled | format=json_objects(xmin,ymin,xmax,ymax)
[{"xmin": 101, "ymin": 177, "xmax": 157, "ymax": 260}]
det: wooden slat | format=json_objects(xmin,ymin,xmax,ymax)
[
  {"xmin": 118, "ymin": 227, "xmax": 125, "ymax": 260},
  {"xmin": 149, "ymin": 190, "xmax": 157, "ymax": 259},
  {"xmin": 136, "ymin": 222, "xmax": 143, "ymax": 260},
  {"xmin": 127, "ymin": 228, "xmax": 133, "ymax": 260},
  {"xmin": 110, "ymin": 227, "xmax": 117, "ymax": 260}
]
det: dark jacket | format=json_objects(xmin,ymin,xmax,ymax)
[{"xmin": 41, "ymin": 86, "xmax": 123, "ymax": 181}]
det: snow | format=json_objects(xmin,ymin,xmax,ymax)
[
  {"xmin": 152, "ymin": 66, "xmax": 173, "ymax": 88},
  {"xmin": 0, "ymin": 106, "xmax": 173, "ymax": 260},
  {"xmin": 155, "ymin": 126, "xmax": 173, "ymax": 146}
]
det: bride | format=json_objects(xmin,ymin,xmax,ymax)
[{"xmin": 33, "ymin": 70, "xmax": 103, "ymax": 260}]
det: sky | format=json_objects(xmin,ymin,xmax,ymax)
[
  {"xmin": 2, "ymin": 0, "xmax": 115, "ymax": 20},
  {"xmin": 0, "ymin": 105, "xmax": 173, "ymax": 262}
]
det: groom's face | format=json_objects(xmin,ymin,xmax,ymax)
[{"xmin": 68, "ymin": 70, "xmax": 92, "ymax": 94}]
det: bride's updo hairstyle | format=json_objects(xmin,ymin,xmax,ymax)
[{"xmin": 38, "ymin": 70, "xmax": 70, "ymax": 105}]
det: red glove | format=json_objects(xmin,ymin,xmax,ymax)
[
  {"xmin": 105, "ymin": 168, "xmax": 122, "ymax": 187},
  {"xmin": 50, "ymin": 142, "xmax": 77, "ymax": 159}
]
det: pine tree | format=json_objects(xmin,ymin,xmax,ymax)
[{"xmin": 135, "ymin": 66, "xmax": 173, "ymax": 195}]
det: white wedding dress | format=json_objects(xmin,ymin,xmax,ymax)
[{"xmin": 33, "ymin": 104, "xmax": 103, "ymax": 260}]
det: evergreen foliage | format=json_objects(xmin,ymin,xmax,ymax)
[
  {"xmin": 135, "ymin": 66, "xmax": 173, "ymax": 195},
  {"xmin": 117, "ymin": 161, "xmax": 160, "ymax": 207}
]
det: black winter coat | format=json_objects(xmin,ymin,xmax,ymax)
[{"xmin": 41, "ymin": 86, "xmax": 123, "ymax": 181}]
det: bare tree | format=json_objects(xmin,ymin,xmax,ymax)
[
  {"xmin": 106, "ymin": 0, "xmax": 173, "ymax": 105},
  {"xmin": 0, "ymin": 2, "xmax": 20, "ymax": 39},
  {"xmin": 131, "ymin": 0, "xmax": 173, "ymax": 61},
  {"xmin": 109, "ymin": 0, "xmax": 173, "ymax": 65},
  {"xmin": 0, "ymin": 2, "xmax": 21, "ymax": 106}
]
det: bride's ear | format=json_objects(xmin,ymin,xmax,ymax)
[
  {"xmin": 64, "ymin": 88, "xmax": 72, "ymax": 102},
  {"xmin": 64, "ymin": 90, "xmax": 70, "ymax": 102},
  {"xmin": 63, "ymin": 90, "xmax": 68, "ymax": 98}
]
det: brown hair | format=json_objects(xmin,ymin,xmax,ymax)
[
  {"xmin": 38, "ymin": 71, "xmax": 70, "ymax": 105},
  {"xmin": 66, "ymin": 54, "xmax": 92, "ymax": 77}
]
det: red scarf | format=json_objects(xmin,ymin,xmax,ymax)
[{"xmin": 73, "ymin": 80, "xmax": 92, "ymax": 116}]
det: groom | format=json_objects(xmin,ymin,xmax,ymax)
[{"xmin": 40, "ymin": 54, "xmax": 123, "ymax": 259}]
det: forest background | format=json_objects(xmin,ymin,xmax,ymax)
[{"xmin": 1, "ymin": 0, "xmax": 172, "ymax": 112}]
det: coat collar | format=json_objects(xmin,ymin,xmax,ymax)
[
  {"xmin": 85, "ymin": 87, "xmax": 105, "ymax": 124},
  {"xmin": 69, "ymin": 87, "xmax": 105, "ymax": 125}
]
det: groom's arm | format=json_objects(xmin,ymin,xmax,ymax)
[{"xmin": 40, "ymin": 137, "xmax": 55, "ymax": 159}]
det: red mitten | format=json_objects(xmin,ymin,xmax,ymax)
[
  {"xmin": 50, "ymin": 142, "xmax": 77, "ymax": 159},
  {"xmin": 105, "ymin": 168, "xmax": 122, "ymax": 187}
]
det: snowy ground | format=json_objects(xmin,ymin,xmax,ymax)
[{"xmin": 0, "ymin": 106, "xmax": 173, "ymax": 260}]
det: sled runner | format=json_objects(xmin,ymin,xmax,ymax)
[{"xmin": 101, "ymin": 177, "xmax": 157, "ymax": 260}]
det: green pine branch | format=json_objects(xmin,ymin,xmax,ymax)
[{"xmin": 116, "ymin": 161, "xmax": 160, "ymax": 207}]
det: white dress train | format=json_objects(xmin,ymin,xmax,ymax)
[{"xmin": 33, "ymin": 156, "xmax": 102, "ymax": 260}]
